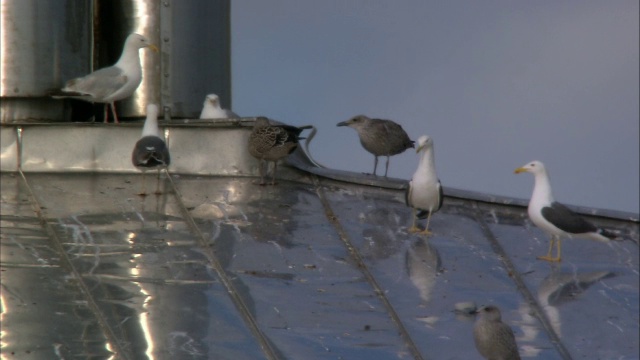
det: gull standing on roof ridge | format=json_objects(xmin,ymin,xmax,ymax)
[
  {"xmin": 515, "ymin": 160, "xmax": 616, "ymax": 262},
  {"xmin": 131, "ymin": 104, "xmax": 171, "ymax": 196},
  {"xmin": 248, "ymin": 117, "xmax": 310, "ymax": 185},
  {"xmin": 53, "ymin": 33, "xmax": 158, "ymax": 123},
  {"xmin": 199, "ymin": 93, "xmax": 239, "ymax": 119},
  {"xmin": 406, "ymin": 135, "xmax": 443, "ymax": 236},
  {"xmin": 337, "ymin": 115, "xmax": 414, "ymax": 177},
  {"xmin": 473, "ymin": 305, "xmax": 521, "ymax": 360}
]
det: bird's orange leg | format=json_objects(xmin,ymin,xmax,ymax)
[
  {"xmin": 408, "ymin": 208, "xmax": 422, "ymax": 233},
  {"xmin": 418, "ymin": 211, "xmax": 434, "ymax": 236},
  {"xmin": 537, "ymin": 236, "xmax": 561, "ymax": 262}
]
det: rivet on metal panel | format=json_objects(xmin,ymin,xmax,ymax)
[{"xmin": 163, "ymin": 37, "xmax": 170, "ymax": 43}]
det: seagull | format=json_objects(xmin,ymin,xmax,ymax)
[
  {"xmin": 337, "ymin": 115, "xmax": 414, "ymax": 177},
  {"xmin": 473, "ymin": 305, "xmax": 521, "ymax": 360},
  {"xmin": 131, "ymin": 104, "xmax": 170, "ymax": 196},
  {"xmin": 248, "ymin": 117, "xmax": 310, "ymax": 185},
  {"xmin": 406, "ymin": 135, "xmax": 443, "ymax": 235},
  {"xmin": 199, "ymin": 93, "xmax": 238, "ymax": 119},
  {"xmin": 53, "ymin": 33, "xmax": 158, "ymax": 123},
  {"xmin": 515, "ymin": 160, "xmax": 616, "ymax": 262}
]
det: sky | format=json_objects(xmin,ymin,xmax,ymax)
[{"xmin": 230, "ymin": 1, "xmax": 639, "ymax": 214}]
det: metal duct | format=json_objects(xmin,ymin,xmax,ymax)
[
  {"xmin": 0, "ymin": 0, "xmax": 92, "ymax": 122},
  {"xmin": 1, "ymin": 0, "xmax": 231, "ymax": 122}
]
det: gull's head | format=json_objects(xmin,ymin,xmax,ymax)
[
  {"xmin": 514, "ymin": 160, "xmax": 546, "ymax": 175},
  {"xmin": 415, "ymin": 135, "xmax": 433, "ymax": 153},
  {"xmin": 476, "ymin": 305, "xmax": 502, "ymax": 322},
  {"xmin": 205, "ymin": 94, "xmax": 221, "ymax": 108},
  {"xmin": 337, "ymin": 115, "xmax": 371, "ymax": 129},
  {"xmin": 127, "ymin": 33, "xmax": 158, "ymax": 52},
  {"xmin": 254, "ymin": 117, "xmax": 271, "ymax": 128}
]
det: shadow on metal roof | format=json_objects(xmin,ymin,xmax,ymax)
[{"xmin": 1, "ymin": 120, "xmax": 638, "ymax": 359}]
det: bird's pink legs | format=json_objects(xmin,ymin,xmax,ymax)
[{"xmin": 110, "ymin": 103, "xmax": 119, "ymax": 124}]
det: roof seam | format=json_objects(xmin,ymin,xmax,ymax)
[
  {"xmin": 18, "ymin": 169, "xmax": 130, "ymax": 360},
  {"xmin": 165, "ymin": 170, "xmax": 280, "ymax": 360},
  {"xmin": 314, "ymin": 176, "xmax": 426, "ymax": 360},
  {"xmin": 470, "ymin": 200, "xmax": 573, "ymax": 360}
]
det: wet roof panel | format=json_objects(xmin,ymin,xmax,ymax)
[{"xmin": 1, "ymin": 122, "xmax": 638, "ymax": 360}]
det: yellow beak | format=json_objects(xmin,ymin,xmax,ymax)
[
  {"xmin": 416, "ymin": 144, "xmax": 425, "ymax": 153},
  {"xmin": 514, "ymin": 167, "xmax": 528, "ymax": 174},
  {"xmin": 148, "ymin": 44, "xmax": 159, "ymax": 52}
]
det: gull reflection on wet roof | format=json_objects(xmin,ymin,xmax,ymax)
[{"xmin": 1, "ymin": 121, "xmax": 638, "ymax": 359}]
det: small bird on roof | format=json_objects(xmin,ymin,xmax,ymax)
[
  {"xmin": 473, "ymin": 305, "xmax": 521, "ymax": 360},
  {"xmin": 248, "ymin": 117, "xmax": 310, "ymax": 185},
  {"xmin": 52, "ymin": 33, "xmax": 158, "ymax": 123},
  {"xmin": 199, "ymin": 93, "xmax": 238, "ymax": 119},
  {"xmin": 131, "ymin": 104, "xmax": 170, "ymax": 196},
  {"xmin": 337, "ymin": 115, "xmax": 414, "ymax": 177},
  {"xmin": 515, "ymin": 160, "xmax": 616, "ymax": 262},
  {"xmin": 406, "ymin": 135, "xmax": 443, "ymax": 236}
]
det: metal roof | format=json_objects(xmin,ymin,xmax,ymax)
[{"xmin": 1, "ymin": 120, "xmax": 638, "ymax": 360}]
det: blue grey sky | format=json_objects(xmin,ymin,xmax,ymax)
[{"xmin": 231, "ymin": 1, "xmax": 639, "ymax": 214}]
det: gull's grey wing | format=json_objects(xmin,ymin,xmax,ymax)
[
  {"xmin": 437, "ymin": 180, "xmax": 444, "ymax": 212},
  {"xmin": 405, "ymin": 180, "xmax": 413, "ymax": 207},
  {"xmin": 224, "ymin": 109, "xmax": 239, "ymax": 118},
  {"xmin": 542, "ymin": 202, "xmax": 598, "ymax": 234},
  {"xmin": 63, "ymin": 66, "xmax": 128, "ymax": 100}
]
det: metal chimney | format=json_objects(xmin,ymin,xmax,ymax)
[
  {"xmin": 0, "ymin": 0, "xmax": 92, "ymax": 122},
  {"xmin": 1, "ymin": 0, "xmax": 231, "ymax": 122}
]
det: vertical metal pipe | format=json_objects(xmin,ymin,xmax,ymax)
[
  {"xmin": 95, "ymin": 0, "xmax": 161, "ymax": 119},
  {"xmin": 0, "ymin": 0, "xmax": 92, "ymax": 122}
]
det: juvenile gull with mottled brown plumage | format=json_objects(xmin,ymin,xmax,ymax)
[
  {"xmin": 337, "ymin": 115, "xmax": 414, "ymax": 177},
  {"xmin": 248, "ymin": 117, "xmax": 310, "ymax": 185},
  {"xmin": 473, "ymin": 305, "xmax": 521, "ymax": 360}
]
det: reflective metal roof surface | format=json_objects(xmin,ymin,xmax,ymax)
[{"xmin": 1, "ymin": 120, "xmax": 638, "ymax": 360}]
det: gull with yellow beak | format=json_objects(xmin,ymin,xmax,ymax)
[
  {"xmin": 53, "ymin": 33, "xmax": 159, "ymax": 123},
  {"xmin": 515, "ymin": 160, "xmax": 615, "ymax": 262},
  {"xmin": 406, "ymin": 135, "xmax": 443, "ymax": 235}
]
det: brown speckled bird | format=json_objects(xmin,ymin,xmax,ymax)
[
  {"xmin": 473, "ymin": 305, "xmax": 521, "ymax": 360},
  {"xmin": 248, "ymin": 117, "xmax": 309, "ymax": 185},
  {"xmin": 337, "ymin": 115, "xmax": 414, "ymax": 177}
]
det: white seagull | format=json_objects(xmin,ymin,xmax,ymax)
[
  {"xmin": 54, "ymin": 33, "xmax": 158, "ymax": 123},
  {"xmin": 199, "ymin": 93, "xmax": 238, "ymax": 119},
  {"xmin": 131, "ymin": 104, "xmax": 171, "ymax": 196},
  {"xmin": 515, "ymin": 160, "xmax": 616, "ymax": 262},
  {"xmin": 406, "ymin": 135, "xmax": 443, "ymax": 235}
]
